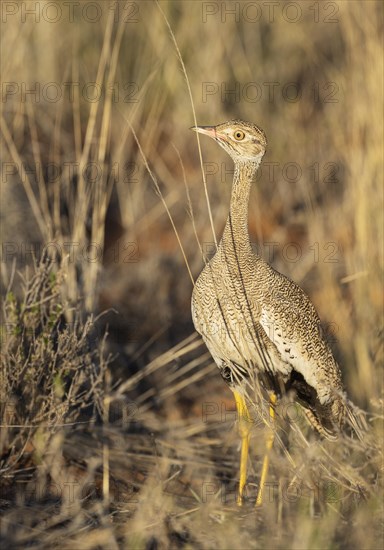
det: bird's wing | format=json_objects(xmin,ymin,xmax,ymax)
[{"xmin": 258, "ymin": 301, "xmax": 334, "ymax": 405}]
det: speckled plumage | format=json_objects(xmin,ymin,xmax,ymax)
[{"xmin": 191, "ymin": 120, "xmax": 345, "ymax": 438}]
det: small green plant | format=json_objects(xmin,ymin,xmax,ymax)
[{"xmin": 1, "ymin": 260, "xmax": 106, "ymax": 478}]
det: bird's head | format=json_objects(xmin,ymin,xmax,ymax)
[{"xmin": 191, "ymin": 120, "xmax": 267, "ymax": 164}]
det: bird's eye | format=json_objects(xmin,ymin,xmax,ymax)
[{"xmin": 234, "ymin": 130, "xmax": 245, "ymax": 141}]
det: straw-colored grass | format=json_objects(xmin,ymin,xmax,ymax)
[{"xmin": 1, "ymin": 1, "xmax": 383, "ymax": 548}]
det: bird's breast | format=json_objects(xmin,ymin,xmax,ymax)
[{"xmin": 191, "ymin": 256, "xmax": 268, "ymax": 368}]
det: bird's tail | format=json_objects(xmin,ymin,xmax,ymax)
[
  {"xmin": 304, "ymin": 393, "xmax": 368, "ymax": 442},
  {"xmin": 303, "ymin": 408, "xmax": 338, "ymax": 440},
  {"xmin": 344, "ymin": 397, "xmax": 369, "ymax": 442}
]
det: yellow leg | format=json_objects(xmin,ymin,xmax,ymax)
[
  {"xmin": 233, "ymin": 390, "xmax": 251, "ymax": 506},
  {"xmin": 255, "ymin": 392, "xmax": 277, "ymax": 507}
]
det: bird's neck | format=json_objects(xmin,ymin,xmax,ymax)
[{"xmin": 221, "ymin": 160, "xmax": 260, "ymax": 257}]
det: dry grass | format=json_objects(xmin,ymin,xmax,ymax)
[{"xmin": 1, "ymin": 1, "xmax": 383, "ymax": 548}]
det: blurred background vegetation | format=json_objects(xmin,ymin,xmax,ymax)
[{"xmin": 1, "ymin": 1, "xmax": 383, "ymax": 548}]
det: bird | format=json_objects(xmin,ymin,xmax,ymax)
[{"xmin": 190, "ymin": 120, "xmax": 346, "ymax": 506}]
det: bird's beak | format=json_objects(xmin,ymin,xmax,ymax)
[{"xmin": 190, "ymin": 125, "xmax": 217, "ymax": 139}]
